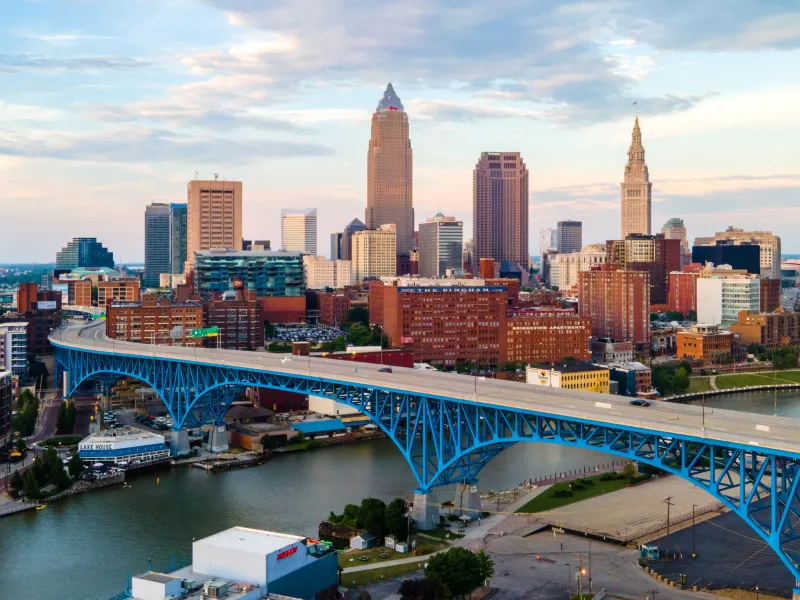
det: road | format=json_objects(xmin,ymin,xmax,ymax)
[{"xmin": 50, "ymin": 321, "xmax": 800, "ymax": 458}]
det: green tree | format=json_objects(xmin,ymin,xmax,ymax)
[
  {"xmin": 686, "ymin": 310, "xmax": 697, "ymax": 321},
  {"xmin": 67, "ymin": 452, "xmax": 84, "ymax": 478},
  {"xmin": 385, "ymin": 498, "xmax": 408, "ymax": 542},
  {"xmin": 22, "ymin": 470, "xmax": 41, "ymax": 500},
  {"xmin": 31, "ymin": 454, "xmax": 48, "ymax": 486},
  {"xmin": 358, "ymin": 497, "xmax": 387, "ymax": 536},
  {"xmin": 622, "ymin": 460, "xmax": 637, "ymax": 480},
  {"xmin": 9, "ymin": 471, "xmax": 24, "ymax": 491},
  {"xmin": 650, "ymin": 313, "xmax": 660, "ymax": 322},
  {"xmin": 346, "ymin": 307, "xmax": 370, "ymax": 327},
  {"xmin": 51, "ymin": 461, "xmax": 71, "ymax": 491},
  {"xmin": 56, "ymin": 401, "xmax": 68, "ymax": 434},
  {"xmin": 673, "ymin": 367, "xmax": 690, "ymax": 394},
  {"xmin": 425, "ymin": 547, "xmax": 494, "ymax": 598},
  {"xmin": 398, "ymin": 578, "xmax": 447, "ymax": 600},
  {"xmin": 264, "ymin": 320, "xmax": 277, "ymax": 340}
]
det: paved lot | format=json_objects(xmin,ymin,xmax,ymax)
[{"xmin": 544, "ymin": 476, "xmax": 717, "ymax": 540}]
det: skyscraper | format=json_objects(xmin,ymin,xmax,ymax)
[
  {"xmin": 281, "ymin": 208, "xmax": 317, "ymax": 255},
  {"xmin": 539, "ymin": 228, "xmax": 556, "ymax": 255},
  {"xmin": 169, "ymin": 203, "xmax": 188, "ymax": 275},
  {"xmin": 341, "ymin": 218, "xmax": 366, "ymax": 261},
  {"xmin": 621, "ymin": 117, "xmax": 652, "ymax": 238},
  {"xmin": 557, "ymin": 220, "xmax": 582, "ymax": 254},
  {"xmin": 330, "ymin": 232, "xmax": 343, "ymax": 260},
  {"xmin": 366, "ymin": 83, "xmax": 414, "ymax": 254},
  {"xmin": 473, "ymin": 152, "xmax": 529, "ymax": 271},
  {"xmin": 697, "ymin": 227, "xmax": 782, "ymax": 279},
  {"xmin": 186, "ymin": 179, "xmax": 243, "ymax": 273},
  {"xmin": 661, "ymin": 218, "xmax": 689, "ymax": 255},
  {"xmin": 351, "ymin": 224, "xmax": 397, "ymax": 283},
  {"xmin": 144, "ymin": 203, "xmax": 171, "ymax": 288},
  {"xmin": 418, "ymin": 213, "xmax": 463, "ymax": 277},
  {"xmin": 56, "ymin": 237, "xmax": 114, "ymax": 269}
]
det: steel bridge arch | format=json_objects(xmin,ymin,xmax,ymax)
[{"xmin": 56, "ymin": 345, "xmax": 800, "ymax": 589}]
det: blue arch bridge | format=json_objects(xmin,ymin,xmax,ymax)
[{"xmin": 53, "ymin": 323, "xmax": 800, "ymax": 592}]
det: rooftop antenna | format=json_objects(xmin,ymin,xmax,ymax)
[
  {"xmin": 194, "ymin": 170, "xmax": 198, "ymax": 180},
  {"xmin": 213, "ymin": 173, "xmax": 219, "ymax": 181}
]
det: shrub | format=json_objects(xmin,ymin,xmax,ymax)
[
  {"xmin": 576, "ymin": 477, "xmax": 594, "ymax": 486},
  {"xmin": 551, "ymin": 489, "xmax": 574, "ymax": 499},
  {"xmin": 260, "ymin": 434, "xmax": 288, "ymax": 449},
  {"xmin": 598, "ymin": 473, "xmax": 612, "ymax": 482},
  {"xmin": 571, "ymin": 482, "xmax": 587, "ymax": 492}
]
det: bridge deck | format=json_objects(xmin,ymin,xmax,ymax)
[{"xmin": 51, "ymin": 321, "xmax": 800, "ymax": 458}]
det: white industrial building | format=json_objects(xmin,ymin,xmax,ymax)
[{"xmin": 78, "ymin": 428, "xmax": 169, "ymax": 466}]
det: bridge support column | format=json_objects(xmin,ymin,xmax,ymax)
[
  {"xmin": 170, "ymin": 429, "xmax": 190, "ymax": 456},
  {"xmin": 207, "ymin": 423, "xmax": 229, "ymax": 453},
  {"xmin": 454, "ymin": 481, "xmax": 482, "ymax": 517},
  {"xmin": 412, "ymin": 490, "xmax": 439, "ymax": 531}
]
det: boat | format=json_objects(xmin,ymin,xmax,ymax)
[{"xmin": 36, "ymin": 505, "xmax": 47, "ymax": 511}]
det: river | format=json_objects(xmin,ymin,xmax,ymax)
[{"xmin": 2, "ymin": 389, "xmax": 799, "ymax": 600}]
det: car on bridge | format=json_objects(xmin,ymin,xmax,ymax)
[{"xmin": 629, "ymin": 399, "xmax": 651, "ymax": 407}]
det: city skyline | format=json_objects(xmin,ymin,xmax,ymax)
[{"xmin": 2, "ymin": 1, "xmax": 800, "ymax": 262}]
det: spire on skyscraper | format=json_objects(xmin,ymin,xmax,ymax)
[
  {"xmin": 377, "ymin": 82, "xmax": 404, "ymax": 111},
  {"xmin": 620, "ymin": 117, "xmax": 652, "ymax": 238}
]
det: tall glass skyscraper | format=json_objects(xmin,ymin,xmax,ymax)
[
  {"xmin": 56, "ymin": 237, "xmax": 114, "ymax": 269},
  {"xmin": 144, "ymin": 203, "xmax": 171, "ymax": 288},
  {"xmin": 170, "ymin": 203, "xmax": 188, "ymax": 275}
]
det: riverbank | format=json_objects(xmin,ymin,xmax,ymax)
[{"xmin": 670, "ymin": 369, "xmax": 800, "ymax": 402}]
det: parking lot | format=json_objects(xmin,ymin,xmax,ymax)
[{"xmin": 273, "ymin": 324, "xmax": 344, "ymax": 343}]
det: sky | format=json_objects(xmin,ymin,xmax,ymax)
[{"xmin": 1, "ymin": 0, "xmax": 799, "ymax": 263}]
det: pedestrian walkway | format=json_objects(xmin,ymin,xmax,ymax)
[{"xmin": 341, "ymin": 551, "xmax": 441, "ymax": 574}]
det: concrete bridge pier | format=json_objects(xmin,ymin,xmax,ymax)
[
  {"xmin": 411, "ymin": 489, "xmax": 440, "ymax": 530},
  {"xmin": 454, "ymin": 481, "xmax": 482, "ymax": 517},
  {"xmin": 207, "ymin": 423, "xmax": 229, "ymax": 453},
  {"xmin": 793, "ymin": 586, "xmax": 800, "ymax": 600},
  {"xmin": 170, "ymin": 429, "xmax": 190, "ymax": 455}
]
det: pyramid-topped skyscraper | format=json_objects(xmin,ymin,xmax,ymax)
[
  {"xmin": 366, "ymin": 83, "xmax": 414, "ymax": 254},
  {"xmin": 620, "ymin": 117, "xmax": 652, "ymax": 238}
]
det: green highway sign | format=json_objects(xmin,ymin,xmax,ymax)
[{"xmin": 190, "ymin": 326, "xmax": 219, "ymax": 338}]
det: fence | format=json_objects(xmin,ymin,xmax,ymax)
[{"xmin": 665, "ymin": 383, "xmax": 800, "ymax": 403}]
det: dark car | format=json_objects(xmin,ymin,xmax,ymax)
[
  {"xmin": 629, "ymin": 399, "xmax": 651, "ymax": 407},
  {"xmin": 378, "ymin": 367, "xmax": 393, "ymax": 373}
]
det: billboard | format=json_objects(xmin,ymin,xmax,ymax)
[
  {"xmin": 232, "ymin": 278, "xmax": 244, "ymax": 290},
  {"xmin": 37, "ymin": 301, "xmax": 57, "ymax": 310},
  {"xmin": 0, "ymin": 294, "xmax": 13, "ymax": 305},
  {"xmin": 401, "ymin": 336, "xmax": 413, "ymax": 345}
]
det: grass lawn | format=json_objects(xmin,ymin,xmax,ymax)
[
  {"xmin": 715, "ymin": 370, "xmax": 800, "ymax": 390},
  {"xmin": 419, "ymin": 528, "xmax": 464, "ymax": 541},
  {"xmin": 339, "ymin": 547, "xmax": 407, "ymax": 569},
  {"xmin": 342, "ymin": 561, "xmax": 425, "ymax": 588},
  {"xmin": 516, "ymin": 475, "xmax": 630, "ymax": 514},
  {"xmin": 688, "ymin": 377, "xmax": 712, "ymax": 394}
]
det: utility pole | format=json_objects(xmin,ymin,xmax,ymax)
[
  {"xmin": 663, "ymin": 496, "xmax": 675, "ymax": 559},
  {"xmin": 578, "ymin": 553, "xmax": 584, "ymax": 599},
  {"xmin": 691, "ymin": 504, "xmax": 697, "ymax": 558},
  {"xmin": 588, "ymin": 537, "xmax": 592, "ymax": 593}
]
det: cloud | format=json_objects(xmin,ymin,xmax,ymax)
[
  {"xmin": 408, "ymin": 99, "xmax": 557, "ymax": 122},
  {"xmin": 20, "ymin": 32, "xmax": 117, "ymax": 44},
  {"xmin": 0, "ymin": 127, "xmax": 334, "ymax": 164},
  {"xmin": 0, "ymin": 54, "xmax": 149, "ymax": 72}
]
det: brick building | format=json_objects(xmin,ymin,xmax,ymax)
[
  {"xmin": 3, "ymin": 284, "xmax": 62, "ymax": 354},
  {"xmin": 67, "ymin": 279, "xmax": 93, "ymax": 306},
  {"xmin": 730, "ymin": 310, "xmax": 800, "ymax": 349},
  {"xmin": 318, "ymin": 293, "xmax": 351, "ymax": 327},
  {"xmin": 501, "ymin": 308, "xmax": 591, "ymax": 365},
  {"xmin": 676, "ymin": 324, "xmax": 733, "ymax": 362},
  {"xmin": 487, "ymin": 278, "xmax": 520, "ymax": 307},
  {"xmin": 106, "ymin": 295, "xmax": 202, "ymax": 346},
  {"xmin": 760, "ymin": 278, "xmax": 781, "ymax": 313},
  {"xmin": 606, "ymin": 234, "xmax": 681, "ymax": 306},
  {"xmin": 668, "ymin": 264, "xmax": 702, "ymax": 316},
  {"xmin": 260, "ymin": 296, "xmax": 306, "ymax": 324},
  {"xmin": 202, "ymin": 289, "xmax": 263, "ymax": 350},
  {"xmin": 97, "ymin": 279, "xmax": 141, "ymax": 309},
  {"xmin": 578, "ymin": 265, "xmax": 651, "ymax": 351},
  {"xmin": 479, "ymin": 258, "xmax": 495, "ymax": 279}
]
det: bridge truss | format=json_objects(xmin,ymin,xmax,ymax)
[{"xmin": 55, "ymin": 344, "xmax": 800, "ymax": 588}]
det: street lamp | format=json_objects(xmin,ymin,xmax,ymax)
[
  {"xmin": 564, "ymin": 564, "xmax": 571, "ymax": 600},
  {"xmin": 691, "ymin": 504, "xmax": 697, "ymax": 558}
]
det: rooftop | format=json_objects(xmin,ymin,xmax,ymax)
[
  {"xmin": 532, "ymin": 362, "xmax": 608, "ymax": 374},
  {"xmin": 196, "ymin": 526, "xmax": 304, "ymax": 556},
  {"xmin": 82, "ymin": 428, "xmax": 163, "ymax": 443},
  {"xmin": 195, "ymin": 249, "xmax": 302, "ymax": 258},
  {"xmin": 134, "ymin": 572, "xmax": 180, "ymax": 584}
]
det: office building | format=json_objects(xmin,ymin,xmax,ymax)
[
  {"xmin": 590, "ymin": 338, "xmax": 634, "ymax": 364},
  {"xmin": 341, "ymin": 218, "xmax": 366, "ymax": 261},
  {"xmin": 604, "ymin": 362, "xmax": 652, "ymax": 397},
  {"xmin": 374, "ymin": 278, "xmax": 506, "ymax": 367},
  {"xmin": 242, "ymin": 240, "xmax": 271, "ymax": 251},
  {"xmin": 186, "ymin": 179, "xmax": 243, "ymax": 272},
  {"xmin": 106, "ymin": 295, "xmax": 203, "ymax": 346},
  {"xmin": 692, "ymin": 242, "xmax": 761, "ymax": 275},
  {"xmin": 697, "ymin": 275, "xmax": 760, "ymax": 325},
  {"xmin": 697, "ymin": 227, "xmax": 782, "ymax": 278},
  {"xmin": 1, "ymin": 371, "xmax": 12, "ymax": 451},
  {"xmin": 621, "ymin": 117, "xmax": 652, "ymax": 238},
  {"xmin": 144, "ymin": 203, "xmax": 171, "ymax": 288},
  {"xmin": 169, "ymin": 203, "xmax": 188, "ymax": 275},
  {"xmin": 677, "ymin": 324, "xmax": 734, "ymax": 362},
  {"xmin": 96, "ymin": 279, "xmax": 141, "ymax": 309},
  {"xmin": 526, "ymin": 363, "xmax": 610, "ymax": 394},
  {"xmin": 366, "ymin": 83, "xmax": 414, "ymax": 254},
  {"xmin": 730, "ymin": 310, "xmax": 800, "ymax": 350},
  {"xmin": 462, "ymin": 239, "xmax": 474, "ymax": 272},
  {"xmin": 661, "ymin": 218, "xmax": 690, "ymax": 255},
  {"xmin": 56, "ymin": 237, "xmax": 115, "ymax": 269},
  {"xmin": 351, "ymin": 224, "xmax": 396, "ymax": 283},
  {"xmin": 0, "ymin": 323, "xmax": 28, "ymax": 377},
  {"xmin": 479, "ymin": 258, "xmax": 496, "ymax": 279},
  {"xmin": 303, "ymin": 256, "xmax": 352, "ymax": 290},
  {"xmin": 202, "ymin": 289, "xmax": 263, "ymax": 351},
  {"xmin": 318, "ymin": 293, "xmax": 351, "ymax": 327},
  {"xmin": 548, "ymin": 244, "xmax": 606, "ymax": 292},
  {"xmin": 193, "ymin": 250, "xmax": 304, "ymax": 298},
  {"xmin": 557, "ymin": 220, "xmax": 582, "ymax": 254},
  {"xmin": 606, "ymin": 234, "xmax": 682, "ymax": 306},
  {"xmin": 281, "ymin": 208, "xmax": 317, "ymax": 255},
  {"xmin": 418, "ymin": 213, "xmax": 463, "ymax": 277},
  {"xmin": 539, "ymin": 228, "xmax": 557, "ymax": 255},
  {"xmin": 473, "ymin": 151, "xmax": 529, "ymax": 271},
  {"xmin": 330, "ymin": 232, "xmax": 343, "ymax": 260},
  {"xmin": 66, "ymin": 279, "xmax": 92, "ymax": 306},
  {"xmin": 502, "ymin": 308, "xmax": 592, "ymax": 365},
  {"xmin": 578, "ymin": 265, "xmax": 651, "ymax": 349}
]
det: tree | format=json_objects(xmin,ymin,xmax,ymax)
[
  {"xmin": 56, "ymin": 401, "xmax": 69, "ymax": 434},
  {"xmin": 650, "ymin": 313, "xmax": 660, "ymax": 322},
  {"xmin": 385, "ymin": 498, "xmax": 408, "ymax": 542},
  {"xmin": 686, "ymin": 310, "xmax": 697, "ymax": 321},
  {"xmin": 346, "ymin": 307, "xmax": 370, "ymax": 327},
  {"xmin": 9, "ymin": 471, "xmax": 24, "ymax": 491},
  {"xmin": 665, "ymin": 311, "xmax": 684, "ymax": 321},
  {"xmin": 358, "ymin": 497, "xmax": 387, "ymax": 536},
  {"xmin": 22, "ymin": 470, "xmax": 41, "ymax": 500},
  {"xmin": 51, "ymin": 461, "xmax": 71, "ymax": 491},
  {"xmin": 622, "ymin": 460, "xmax": 637, "ymax": 480},
  {"xmin": 264, "ymin": 320, "xmax": 277, "ymax": 340},
  {"xmin": 425, "ymin": 547, "xmax": 494, "ymax": 598},
  {"xmin": 67, "ymin": 452, "xmax": 84, "ymax": 478}
]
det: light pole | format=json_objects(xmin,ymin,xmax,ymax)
[
  {"xmin": 564, "ymin": 564, "xmax": 571, "ymax": 600},
  {"xmin": 691, "ymin": 504, "xmax": 697, "ymax": 558}
]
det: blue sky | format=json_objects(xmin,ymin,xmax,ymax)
[{"xmin": 2, "ymin": 0, "xmax": 799, "ymax": 262}]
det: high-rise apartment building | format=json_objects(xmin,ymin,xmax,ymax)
[
  {"xmin": 281, "ymin": 208, "xmax": 317, "ymax": 255},
  {"xmin": 193, "ymin": 250, "xmax": 304, "ymax": 298},
  {"xmin": 144, "ymin": 203, "xmax": 171, "ymax": 288},
  {"xmin": 661, "ymin": 218, "xmax": 690, "ymax": 255},
  {"xmin": 473, "ymin": 152, "xmax": 529, "ymax": 271},
  {"xmin": 539, "ymin": 228, "xmax": 557, "ymax": 256},
  {"xmin": 696, "ymin": 227, "xmax": 781, "ymax": 278},
  {"xmin": 557, "ymin": 221, "xmax": 582, "ymax": 254},
  {"xmin": 303, "ymin": 256, "xmax": 352, "ymax": 290},
  {"xmin": 417, "ymin": 213, "xmax": 463, "ymax": 277},
  {"xmin": 56, "ymin": 237, "xmax": 114, "ymax": 269},
  {"xmin": 621, "ymin": 118, "xmax": 652, "ymax": 238},
  {"xmin": 186, "ymin": 179, "xmax": 243, "ymax": 272},
  {"xmin": 502, "ymin": 309, "xmax": 592, "ymax": 365},
  {"xmin": 606, "ymin": 234, "xmax": 682, "ymax": 305},
  {"xmin": 548, "ymin": 244, "xmax": 606, "ymax": 292},
  {"xmin": 366, "ymin": 84, "xmax": 414, "ymax": 254},
  {"xmin": 106, "ymin": 295, "xmax": 202, "ymax": 346},
  {"xmin": 668, "ymin": 264, "xmax": 702, "ymax": 316},
  {"xmin": 351, "ymin": 225, "xmax": 397, "ymax": 283},
  {"xmin": 169, "ymin": 203, "xmax": 188, "ymax": 275},
  {"xmin": 578, "ymin": 265, "xmax": 651, "ymax": 349},
  {"xmin": 0, "ymin": 322, "xmax": 28, "ymax": 377}
]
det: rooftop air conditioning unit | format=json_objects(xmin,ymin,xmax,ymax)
[{"xmin": 203, "ymin": 579, "xmax": 229, "ymax": 598}]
